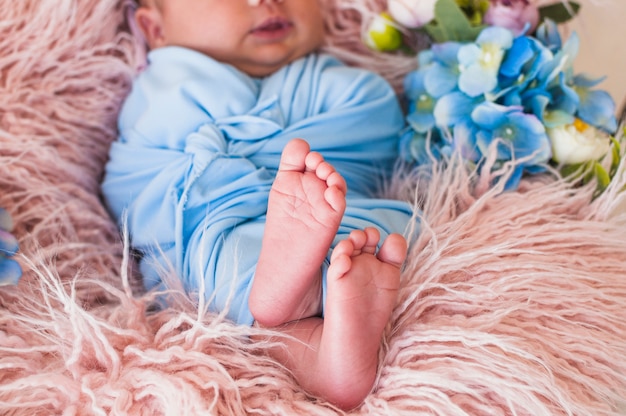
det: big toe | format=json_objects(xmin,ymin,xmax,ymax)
[{"xmin": 279, "ymin": 139, "xmax": 310, "ymax": 171}]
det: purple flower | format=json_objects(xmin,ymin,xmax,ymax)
[{"xmin": 484, "ymin": 0, "xmax": 540, "ymax": 36}]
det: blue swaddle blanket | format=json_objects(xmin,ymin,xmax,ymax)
[{"xmin": 102, "ymin": 47, "xmax": 413, "ymax": 324}]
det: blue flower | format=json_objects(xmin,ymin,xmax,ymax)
[
  {"xmin": 569, "ymin": 74, "xmax": 618, "ymax": 133},
  {"xmin": 526, "ymin": 28, "xmax": 617, "ymax": 134},
  {"xmin": 404, "ymin": 68, "xmax": 437, "ymax": 133},
  {"xmin": 0, "ymin": 208, "xmax": 21, "ymax": 287},
  {"xmin": 434, "ymin": 91, "xmax": 483, "ymax": 127},
  {"xmin": 498, "ymin": 36, "xmax": 552, "ymax": 106},
  {"xmin": 472, "ymin": 103, "xmax": 551, "ymax": 162},
  {"xmin": 535, "ymin": 29, "xmax": 579, "ymax": 90},
  {"xmin": 524, "ymin": 87, "xmax": 575, "ymax": 129},
  {"xmin": 457, "ymin": 26, "xmax": 514, "ymax": 97},
  {"xmin": 468, "ymin": 102, "xmax": 552, "ymax": 188},
  {"xmin": 399, "ymin": 128, "xmax": 451, "ymax": 165},
  {"xmin": 405, "ymin": 44, "xmax": 465, "ymax": 132},
  {"xmin": 422, "ymin": 42, "xmax": 462, "ymax": 97},
  {"xmin": 535, "ymin": 18, "xmax": 562, "ymax": 53},
  {"xmin": 514, "ymin": 28, "xmax": 592, "ymax": 130}
]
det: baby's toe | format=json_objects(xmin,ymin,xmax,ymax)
[
  {"xmin": 377, "ymin": 234, "xmax": 407, "ymax": 269},
  {"xmin": 279, "ymin": 139, "xmax": 310, "ymax": 172}
]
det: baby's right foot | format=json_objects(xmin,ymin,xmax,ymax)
[
  {"xmin": 316, "ymin": 228, "xmax": 407, "ymax": 409},
  {"xmin": 250, "ymin": 139, "xmax": 347, "ymax": 327}
]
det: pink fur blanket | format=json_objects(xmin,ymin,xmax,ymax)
[{"xmin": 1, "ymin": 0, "xmax": 626, "ymax": 414}]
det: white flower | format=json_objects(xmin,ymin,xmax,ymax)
[
  {"xmin": 388, "ymin": 0, "xmax": 437, "ymax": 29},
  {"xmin": 548, "ymin": 119, "xmax": 611, "ymax": 164}
]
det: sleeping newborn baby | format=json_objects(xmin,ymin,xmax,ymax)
[{"xmin": 102, "ymin": 0, "xmax": 415, "ymax": 409}]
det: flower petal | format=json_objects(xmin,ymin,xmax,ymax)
[
  {"xmin": 424, "ymin": 63, "xmax": 458, "ymax": 97},
  {"xmin": 559, "ymin": 32, "xmax": 580, "ymax": 67},
  {"xmin": 476, "ymin": 26, "xmax": 514, "ymax": 50},
  {"xmin": 459, "ymin": 64, "xmax": 498, "ymax": 97},
  {"xmin": 536, "ymin": 19, "xmax": 562, "ymax": 51},
  {"xmin": 407, "ymin": 110, "xmax": 435, "ymax": 133},
  {"xmin": 452, "ymin": 120, "xmax": 481, "ymax": 161},
  {"xmin": 0, "ymin": 257, "xmax": 22, "ymax": 287},
  {"xmin": 471, "ymin": 102, "xmax": 508, "ymax": 129},
  {"xmin": 553, "ymin": 73, "xmax": 580, "ymax": 115},
  {"xmin": 578, "ymin": 90, "xmax": 618, "ymax": 133},
  {"xmin": 509, "ymin": 111, "xmax": 546, "ymax": 136},
  {"xmin": 431, "ymin": 42, "xmax": 462, "ymax": 67},
  {"xmin": 417, "ymin": 49, "xmax": 434, "ymax": 67},
  {"xmin": 573, "ymin": 73, "xmax": 605, "ymax": 89},
  {"xmin": 434, "ymin": 92, "xmax": 481, "ymax": 126},
  {"xmin": 503, "ymin": 165, "xmax": 525, "ymax": 191},
  {"xmin": 500, "ymin": 37, "xmax": 535, "ymax": 78},
  {"xmin": 404, "ymin": 69, "xmax": 428, "ymax": 101},
  {"xmin": 523, "ymin": 89, "xmax": 551, "ymax": 120},
  {"xmin": 542, "ymin": 109, "xmax": 575, "ymax": 128},
  {"xmin": 0, "ymin": 229, "xmax": 19, "ymax": 256},
  {"xmin": 458, "ymin": 44, "xmax": 481, "ymax": 67}
]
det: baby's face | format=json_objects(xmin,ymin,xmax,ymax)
[{"xmin": 142, "ymin": 0, "xmax": 325, "ymax": 77}]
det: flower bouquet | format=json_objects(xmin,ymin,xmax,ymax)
[{"xmin": 366, "ymin": 0, "xmax": 622, "ymax": 192}]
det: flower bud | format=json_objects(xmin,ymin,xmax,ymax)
[
  {"xmin": 388, "ymin": 0, "xmax": 437, "ymax": 29},
  {"xmin": 484, "ymin": 0, "xmax": 540, "ymax": 36},
  {"xmin": 364, "ymin": 12, "xmax": 404, "ymax": 51}
]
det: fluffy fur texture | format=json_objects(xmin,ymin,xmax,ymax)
[{"xmin": 1, "ymin": 0, "xmax": 626, "ymax": 414}]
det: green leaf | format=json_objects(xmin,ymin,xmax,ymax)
[
  {"xmin": 592, "ymin": 162, "xmax": 610, "ymax": 197},
  {"xmin": 560, "ymin": 162, "xmax": 583, "ymax": 179},
  {"xmin": 538, "ymin": 1, "xmax": 581, "ymax": 24},
  {"xmin": 423, "ymin": 0, "xmax": 485, "ymax": 43},
  {"xmin": 609, "ymin": 136, "xmax": 621, "ymax": 178}
]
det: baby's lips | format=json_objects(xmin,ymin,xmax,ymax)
[
  {"xmin": 252, "ymin": 16, "xmax": 292, "ymax": 33},
  {"xmin": 0, "ymin": 229, "xmax": 19, "ymax": 256}
]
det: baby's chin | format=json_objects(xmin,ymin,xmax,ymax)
[{"xmin": 234, "ymin": 45, "xmax": 323, "ymax": 78}]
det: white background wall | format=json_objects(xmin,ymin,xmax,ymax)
[{"xmin": 568, "ymin": 0, "xmax": 626, "ymax": 112}]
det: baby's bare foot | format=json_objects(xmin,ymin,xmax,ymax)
[
  {"xmin": 250, "ymin": 139, "xmax": 347, "ymax": 327},
  {"xmin": 317, "ymin": 228, "xmax": 407, "ymax": 409}
]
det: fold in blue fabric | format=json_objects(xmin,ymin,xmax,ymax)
[{"xmin": 102, "ymin": 47, "xmax": 414, "ymax": 325}]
